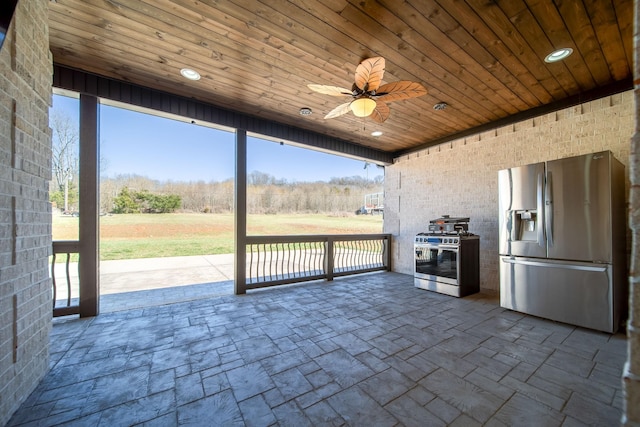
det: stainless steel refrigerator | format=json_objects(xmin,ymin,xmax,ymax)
[{"xmin": 498, "ymin": 151, "xmax": 626, "ymax": 333}]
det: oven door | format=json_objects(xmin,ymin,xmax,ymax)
[{"xmin": 415, "ymin": 243, "xmax": 459, "ymax": 285}]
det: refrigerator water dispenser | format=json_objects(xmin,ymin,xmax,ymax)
[{"xmin": 516, "ymin": 210, "xmax": 537, "ymax": 241}]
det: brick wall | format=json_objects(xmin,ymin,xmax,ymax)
[
  {"xmin": 623, "ymin": 4, "xmax": 640, "ymax": 423},
  {"xmin": 0, "ymin": 1, "xmax": 53, "ymax": 425},
  {"xmin": 384, "ymin": 92, "xmax": 633, "ymax": 292}
]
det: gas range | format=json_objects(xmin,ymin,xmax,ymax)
[
  {"xmin": 414, "ymin": 215, "xmax": 480, "ymax": 297},
  {"xmin": 415, "ymin": 215, "xmax": 475, "ymax": 245}
]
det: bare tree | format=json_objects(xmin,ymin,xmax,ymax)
[{"xmin": 50, "ymin": 111, "xmax": 79, "ymax": 212}]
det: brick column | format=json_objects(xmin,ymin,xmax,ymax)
[
  {"xmin": 623, "ymin": 1, "xmax": 640, "ymax": 424},
  {"xmin": 0, "ymin": 1, "xmax": 53, "ymax": 425}
]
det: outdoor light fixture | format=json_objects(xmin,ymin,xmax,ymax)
[
  {"xmin": 545, "ymin": 48, "xmax": 573, "ymax": 63},
  {"xmin": 180, "ymin": 68, "xmax": 201, "ymax": 80},
  {"xmin": 371, "ymin": 131, "xmax": 383, "ymax": 137},
  {"xmin": 299, "ymin": 107, "xmax": 313, "ymax": 116},
  {"xmin": 350, "ymin": 98, "xmax": 377, "ymax": 117},
  {"xmin": 309, "ymin": 56, "xmax": 426, "ymax": 122},
  {"xmin": 433, "ymin": 102, "xmax": 448, "ymax": 111}
]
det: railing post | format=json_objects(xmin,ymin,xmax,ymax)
[
  {"xmin": 325, "ymin": 236, "xmax": 334, "ymax": 281},
  {"xmin": 385, "ymin": 234, "xmax": 392, "ymax": 271}
]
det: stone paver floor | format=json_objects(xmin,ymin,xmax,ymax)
[{"xmin": 10, "ymin": 272, "xmax": 627, "ymax": 426}]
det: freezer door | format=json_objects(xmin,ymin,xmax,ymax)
[
  {"xmin": 498, "ymin": 162, "xmax": 546, "ymax": 258},
  {"xmin": 500, "ymin": 256, "xmax": 616, "ymax": 333},
  {"xmin": 546, "ymin": 151, "xmax": 613, "ymax": 262}
]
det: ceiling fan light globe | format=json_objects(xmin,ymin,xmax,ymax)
[{"xmin": 350, "ymin": 98, "xmax": 377, "ymax": 117}]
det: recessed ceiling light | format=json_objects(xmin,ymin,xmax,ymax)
[
  {"xmin": 371, "ymin": 131, "xmax": 383, "ymax": 137},
  {"xmin": 545, "ymin": 48, "xmax": 573, "ymax": 63},
  {"xmin": 299, "ymin": 107, "xmax": 313, "ymax": 116},
  {"xmin": 433, "ymin": 102, "xmax": 448, "ymax": 111},
  {"xmin": 180, "ymin": 68, "xmax": 201, "ymax": 80}
]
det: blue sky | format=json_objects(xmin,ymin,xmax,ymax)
[{"xmin": 52, "ymin": 94, "xmax": 383, "ymax": 183}]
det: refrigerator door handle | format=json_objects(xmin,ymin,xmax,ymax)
[
  {"xmin": 545, "ymin": 171, "xmax": 553, "ymax": 247},
  {"xmin": 537, "ymin": 173, "xmax": 544, "ymax": 247},
  {"xmin": 501, "ymin": 257, "xmax": 608, "ymax": 272}
]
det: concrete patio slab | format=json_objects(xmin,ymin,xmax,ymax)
[{"xmin": 53, "ymin": 255, "xmax": 236, "ymax": 312}]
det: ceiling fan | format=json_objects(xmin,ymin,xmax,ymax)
[{"xmin": 307, "ymin": 56, "xmax": 427, "ymax": 123}]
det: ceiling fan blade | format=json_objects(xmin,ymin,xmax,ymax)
[
  {"xmin": 370, "ymin": 101, "xmax": 390, "ymax": 123},
  {"xmin": 354, "ymin": 57, "xmax": 385, "ymax": 92},
  {"xmin": 307, "ymin": 84, "xmax": 353, "ymax": 96},
  {"xmin": 375, "ymin": 81, "xmax": 427, "ymax": 102},
  {"xmin": 324, "ymin": 102, "xmax": 352, "ymax": 119}
]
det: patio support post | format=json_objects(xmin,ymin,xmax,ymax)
[
  {"xmin": 234, "ymin": 129, "xmax": 247, "ymax": 294},
  {"xmin": 78, "ymin": 94, "xmax": 100, "ymax": 317}
]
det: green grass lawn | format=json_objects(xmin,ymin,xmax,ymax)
[{"xmin": 53, "ymin": 212, "xmax": 383, "ymax": 260}]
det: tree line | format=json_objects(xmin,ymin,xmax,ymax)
[{"xmin": 98, "ymin": 172, "xmax": 383, "ymax": 215}]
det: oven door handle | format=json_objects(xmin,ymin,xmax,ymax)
[{"xmin": 423, "ymin": 245, "xmax": 459, "ymax": 251}]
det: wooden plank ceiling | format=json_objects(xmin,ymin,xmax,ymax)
[{"xmin": 48, "ymin": 0, "xmax": 633, "ymax": 156}]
